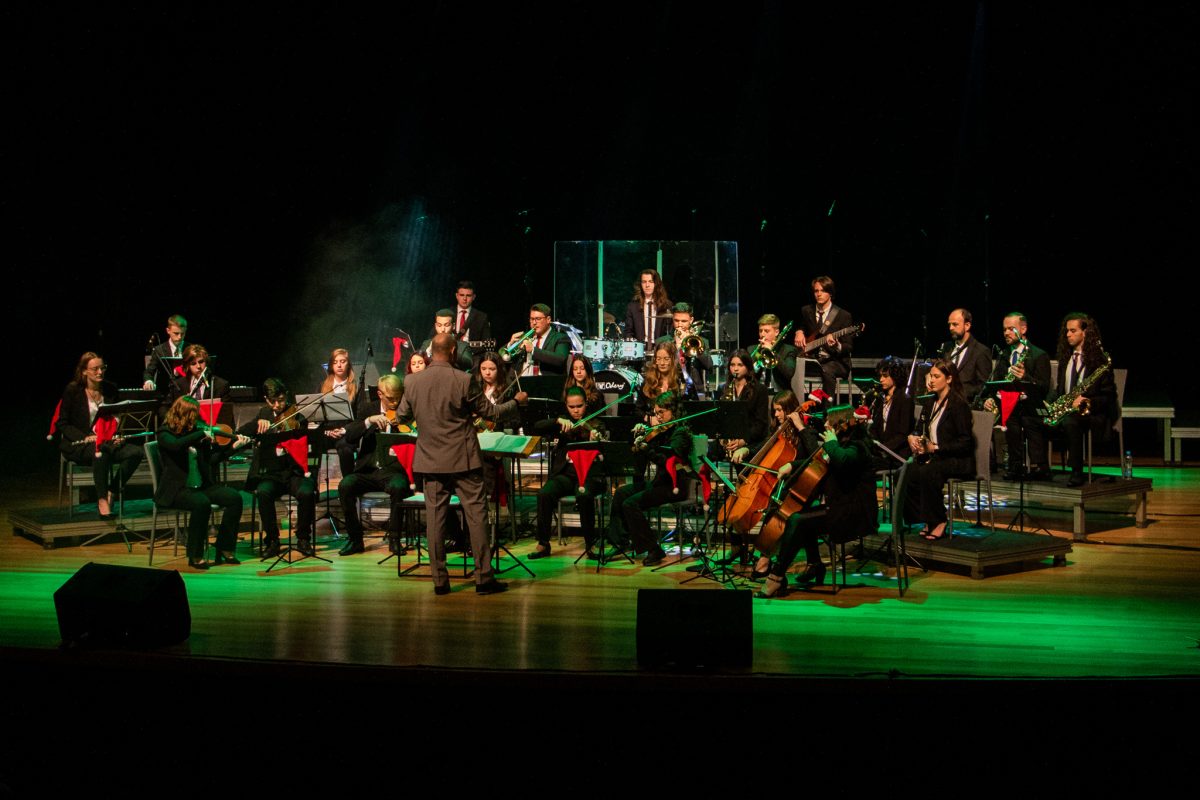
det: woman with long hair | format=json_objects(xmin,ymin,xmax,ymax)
[
  {"xmin": 905, "ymin": 358, "xmax": 975, "ymax": 541},
  {"xmin": 320, "ymin": 347, "xmax": 358, "ymax": 405},
  {"xmin": 714, "ymin": 348, "xmax": 769, "ymax": 463},
  {"xmin": 563, "ymin": 353, "xmax": 603, "ymax": 412}
]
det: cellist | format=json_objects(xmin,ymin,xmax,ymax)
[{"xmin": 756, "ymin": 405, "xmax": 877, "ymax": 598}]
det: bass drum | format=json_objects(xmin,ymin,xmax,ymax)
[{"xmin": 593, "ymin": 367, "xmax": 643, "ymax": 396}]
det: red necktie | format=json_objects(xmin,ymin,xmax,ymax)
[{"xmin": 458, "ymin": 310, "xmax": 467, "ymax": 338}]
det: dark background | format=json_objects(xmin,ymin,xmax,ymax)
[{"xmin": 8, "ymin": 3, "xmax": 1196, "ymax": 470}]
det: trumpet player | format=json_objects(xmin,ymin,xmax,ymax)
[
  {"xmin": 754, "ymin": 313, "xmax": 798, "ymax": 391},
  {"xmin": 795, "ymin": 276, "xmax": 854, "ymax": 396},
  {"xmin": 506, "ymin": 303, "xmax": 570, "ymax": 376},
  {"xmin": 1051, "ymin": 313, "xmax": 1117, "ymax": 487},
  {"xmin": 657, "ymin": 302, "xmax": 713, "ymax": 398},
  {"xmin": 984, "ymin": 313, "xmax": 1052, "ymax": 481}
]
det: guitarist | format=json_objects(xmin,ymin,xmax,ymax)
[{"xmin": 794, "ymin": 275, "xmax": 856, "ymax": 397}]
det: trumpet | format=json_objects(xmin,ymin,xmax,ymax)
[
  {"xmin": 501, "ymin": 327, "xmax": 536, "ymax": 362},
  {"xmin": 751, "ymin": 320, "xmax": 794, "ymax": 372}
]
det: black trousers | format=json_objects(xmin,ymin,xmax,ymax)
[
  {"xmin": 610, "ymin": 474, "xmax": 693, "ymax": 554},
  {"xmin": 771, "ymin": 508, "xmax": 828, "ymax": 576},
  {"xmin": 338, "ymin": 471, "xmax": 411, "ymax": 542},
  {"xmin": 255, "ymin": 475, "xmax": 316, "ymax": 541},
  {"xmin": 170, "ymin": 485, "xmax": 243, "ymax": 561},
  {"xmin": 536, "ymin": 472, "xmax": 605, "ymax": 547},
  {"xmin": 904, "ymin": 456, "xmax": 973, "ymax": 526},
  {"xmin": 1003, "ymin": 412, "xmax": 1047, "ymax": 471},
  {"xmin": 62, "ymin": 441, "xmax": 144, "ymax": 500}
]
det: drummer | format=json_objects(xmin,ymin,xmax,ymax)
[{"xmin": 657, "ymin": 302, "xmax": 712, "ymax": 399}]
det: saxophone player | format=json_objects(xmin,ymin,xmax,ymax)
[
  {"xmin": 984, "ymin": 313, "xmax": 1052, "ymax": 481},
  {"xmin": 1050, "ymin": 313, "xmax": 1117, "ymax": 487}
]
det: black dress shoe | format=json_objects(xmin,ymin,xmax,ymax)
[
  {"xmin": 296, "ymin": 539, "xmax": 316, "ymax": 557},
  {"xmin": 434, "ymin": 583, "xmax": 451, "ymax": 595},
  {"xmin": 527, "ymin": 544, "xmax": 552, "ymax": 560},
  {"xmin": 262, "ymin": 540, "xmax": 281, "ymax": 558},
  {"xmin": 476, "ymin": 579, "xmax": 508, "ymax": 595},
  {"xmin": 187, "ymin": 559, "xmax": 210, "ymax": 570},
  {"xmin": 339, "ymin": 540, "xmax": 365, "ymax": 556},
  {"xmin": 795, "ymin": 563, "xmax": 826, "ymax": 585},
  {"xmin": 641, "ymin": 547, "xmax": 666, "ymax": 567},
  {"xmin": 214, "ymin": 551, "xmax": 241, "ymax": 566}
]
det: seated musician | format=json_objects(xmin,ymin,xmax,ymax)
[
  {"xmin": 657, "ymin": 302, "xmax": 712, "ymax": 399},
  {"xmin": 56, "ymin": 352, "xmax": 145, "ymax": 519},
  {"xmin": 716, "ymin": 348, "xmax": 769, "ymax": 463},
  {"xmin": 757, "ymin": 406, "xmax": 877, "ymax": 597},
  {"xmin": 754, "ymin": 313, "xmax": 798, "ymax": 392},
  {"xmin": 240, "ymin": 378, "xmax": 316, "ymax": 558},
  {"xmin": 420, "ymin": 309, "xmax": 474, "ymax": 371},
  {"xmin": 156, "ymin": 395, "xmax": 251, "ymax": 569},
  {"xmin": 336, "ymin": 374, "xmax": 413, "ymax": 556},
  {"xmin": 563, "ymin": 354, "xmax": 604, "ymax": 414},
  {"xmin": 320, "ymin": 347, "xmax": 369, "ymax": 478},
  {"xmin": 795, "ymin": 277, "xmax": 855, "ymax": 396},
  {"xmin": 507, "ymin": 303, "xmax": 570, "ymax": 376},
  {"xmin": 982, "ymin": 313, "xmax": 1052, "ymax": 481},
  {"xmin": 868, "ymin": 356, "xmax": 914, "ymax": 468},
  {"xmin": 722, "ymin": 390, "xmax": 821, "ymax": 571},
  {"xmin": 639, "ymin": 342, "xmax": 686, "ymax": 419},
  {"xmin": 528, "ymin": 386, "xmax": 609, "ymax": 560},
  {"xmin": 905, "ymin": 358, "xmax": 975, "ymax": 541},
  {"xmin": 166, "ymin": 344, "xmax": 232, "ymax": 425},
  {"xmin": 607, "ymin": 391, "xmax": 695, "ymax": 567},
  {"xmin": 142, "ymin": 313, "xmax": 188, "ymax": 391},
  {"xmin": 1050, "ymin": 312, "xmax": 1117, "ymax": 487}
]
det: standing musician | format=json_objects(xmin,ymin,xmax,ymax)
[
  {"xmin": 756, "ymin": 406, "xmax": 877, "ymax": 597},
  {"xmin": 167, "ymin": 344, "xmax": 232, "ymax": 424},
  {"xmin": 142, "ymin": 313, "xmax": 188, "ymax": 391},
  {"xmin": 905, "ymin": 358, "xmax": 975, "ymax": 541},
  {"xmin": 795, "ymin": 276, "xmax": 855, "ymax": 396},
  {"xmin": 156, "ymin": 395, "xmax": 251, "ymax": 569},
  {"xmin": 335, "ymin": 373, "xmax": 412, "ymax": 556},
  {"xmin": 56, "ymin": 352, "xmax": 145, "ymax": 519},
  {"xmin": 452, "ymin": 280, "xmax": 492, "ymax": 344},
  {"xmin": 868, "ymin": 356, "xmax": 914, "ymax": 467},
  {"xmin": 607, "ymin": 390, "xmax": 695, "ymax": 567},
  {"xmin": 528, "ymin": 386, "xmax": 609, "ymax": 560},
  {"xmin": 716, "ymin": 348, "xmax": 769, "ymax": 463},
  {"xmin": 420, "ymin": 309, "xmax": 474, "ymax": 371},
  {"xmin": 657, "ymin": 302, "xmax": 712, "ymax": 399},
  {"xmin": 563, "ymin": 354, "xmax": 604, "ymax": 413},
  {"xmin": 624, "ymin": 269, "xmax": 672, "ymax": 348},
  {"xmin": 1050, "ymin": 312, "xmax": 1117, "ymax": 487},
  {"xmin": 983, "ymin": 313, "xmax": 1052, "ymax": 481},
  {"xmin": 393, "ymin": 334, "xmax": 527, "ymax": 595},
  {"xmin": 941, "ymin": 308, "xmax": 993, "ymax": 404},
  {"xmin": 639, "ymin": 342, "xmax": 687, "ymax": 416},
  {"xmin": 240, "ymin": 378, "xmax": 316, "ymax": 558},
  {"xmin": 320, "ymin": 347, "xmax": 367, "ymax": 477},
  {"xmin": 754, "ymin": 313, "xmax": 798, "ymax": 391},
  {"xmin": 507, "ymin": 303, "xmax": 571, "ymax": 376}
]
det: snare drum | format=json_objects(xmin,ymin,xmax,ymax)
[
  {"xmin": 593, "ymin": 367, "xmax": 643, "ymax": 396},
  {"xmin": 617, "ymin": 339, "xmax": 646, "ymax": 361}
]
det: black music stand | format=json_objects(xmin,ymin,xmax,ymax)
[
  {"xmin": 294, "ymin": 392, "xmax": 354, "ymax": 541},
  {"xmin": 80, "ymin": 398, "xmax": 160, "ymax": 551},
  {"xmin": 987, "ymin": 379, "xmax": 1051, "ymax": 535},
  {"xmin": 254, "ymin": 428, "xmax": 334, "ymax": 572},
  {"xmin": 588, "ymin": 440, "xmax": 640, "ymax": 569},
  {"xmin": 144, "ymin": 354, "xmax": 183, "ymax": 394},
  {"xmin": 477, "ymin": 431, "xmax": 540, "ymax": 578},
  {"xmin": 369, "ymin": 431, "xmax": 418, "ymax": 565},
  {"xmin": 680, "ymin": 453, "xmax": 739, "ymax": 585}
]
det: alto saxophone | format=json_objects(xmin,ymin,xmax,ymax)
[
  {"xmin": 717, "ymin": 380, "xmax": 740, "ymax": 458},
  {"xmin": 1044, "ymin": 352, "xmax": 1111, "ymax": 427}
]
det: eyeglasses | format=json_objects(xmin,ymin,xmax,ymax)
[{"xmin": 529, "ymin": 315, "xmax": 547, "ymax": 322}]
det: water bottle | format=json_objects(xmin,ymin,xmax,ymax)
[{"xmin": 1121, "ymin": 450, "xmax": 1133, "ymax": 479}]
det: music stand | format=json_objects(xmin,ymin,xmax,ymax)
[
  {"xmin": 295, "ymin": 392, "xmax": 355, "ymax": 540},
  {"xmin": 680, "ymin": 453, "xmax": 739, "ymax": 584},
  {"xmin": 80, "ymin": 398, "xmax": 160, "ymax": 550},
  {"xmin": 254, "ymin": 427, "xmax": 334, "ymax": 572},
  {"xmin": 985, "ymin": 379, "xmax": 1051, "ymax": 535},
  {"xmin": 477, "ymin": 431, "xmax": 541, "ymax": 578}
]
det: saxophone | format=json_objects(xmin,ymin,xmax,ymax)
[
  {"xmin": 986, "ymin": 336, "xmax": 1032, "ymax": 424},
  {"xmin": 1044, "ymin": 352, "xmax": 1112, "ymax": 427},
  {"xmin": 718, "ymin": 380, "xmax": 740, "ymax": 458}
]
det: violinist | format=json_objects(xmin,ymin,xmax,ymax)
[
  {"xmin": 239, "ymin": 378, "xmax": 316, "ymax": 558},
  {"xmin": 868, "ymin": 356, "xmax": 914, "ymax": 468},
  {"xmin": 56, "ymin": 352, "xmax": 145, "ymax": 519},
  {"xmin": 608, "ymin": 390, "xmax": 695, "ymax": 566},
  {"xmin": 563, "ymin": 354, "xmax": 604, "ymax": 413},
  {"xmin": 639, "ymin": 342, "xmax": 686, "ymax": 418},
  {"xmin": 716, "ymin": 349, "xmax": 769, "ymax": 463},
  {"xmin": 905, "ymin": 358, "xmax": 975, "ymax": 541},
  {"xmin": 757, "ymin": 405, "xmax": 877, "ymax": 597},
  {"xmin": 166, "ymin": 344, "xmax": 232, "ymax": 425},
  {"xmin": 336, "ymin": 373, "xmax": 412, "ymax": 556},
  {"xmin": 155, "ymin": 395, "xmax": 252, "ymax": 569},
  {"xmin": 528, "ymin": 386, "xmax": 609, "ymax": 560}
]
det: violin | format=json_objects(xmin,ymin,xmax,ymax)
[
  {"xmin": 270, "ymin": 404, "xmax": 304, "ymax": 432},
  {"xmin": 197, "ymin": 422, "xmax": 238, "ymax": 447},
  {"xmin": 631, "ymin": 406, "xmax": 718, "ymax": 453},
  {"xmin": 384, "ymin": 408, "xmax": 415, "ymax": 434}
]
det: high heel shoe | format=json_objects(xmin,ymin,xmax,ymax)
[
  {"xmin": 750, "ymin": 556, "xmax": 773, "ymax": 580},
  {"xmin": 188, "ymin": 559, "xmax": 211, "ymax": 570},
  {"xmin": 795, "ymin": 562, "xmax": 826, "ymax": 586},
  {"xmin": 755, "ymin": 573, "xmax": 789, "ymax": 598},
  {"xmin": 213, "ymin": 550, "xmax": 241, "ymax": 566},
  {"xmin": 714, "ymin": 546, "xmax": 745, "ymax": 566},
  {"xmin": 921, "ymin": 522, "xmax": 949, "ymax": 542}
]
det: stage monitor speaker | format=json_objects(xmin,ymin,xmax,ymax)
[
  {"xmin": 636, "ymin": 588, "xmax": 752, "ymax": 669},
  {"xmin": 54, "ymin": 562, "xmax": 191, "ymax": 648}
]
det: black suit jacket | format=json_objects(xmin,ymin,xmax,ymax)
[
  {"xmin": 717, "ymin": 380, "xmax": 770, "ymax": 451},
  {"xmin": 917, "ymin": 394, "xmax": 975, "ymax": 475},
  {"xmin": 989, "ymin": 343, "xmax": 1052, "ymax": 410},
  {"xmin": 624, "ymin": 300, "xmax": 671, "ymax": 344},
  {"xmin": 869, "ymin": 391, "xmax": 914, "ymax": 459},
  {"xmin": 143, "ymin": 341, "xmax": 185, "ymax": 387},
  {"xmin": 453, "ymin": 307, "xmax": 491, "ymax": 344},
  {"xmin": 167, "ymin": 373, "xmax": 232, "ymax": 423},
  {"xmin": 516, "ymin": 328, "xmax": 571, "ymax": 375},
  {"xmin": 532, "ymin": 416, "xmax": 608, "ymax": 481},
  {"xmin": 797, "ymin": 304, "xmax": 855, "ymax": 367},
  {"xmin": 55, "ymin": 380, "xmax": 121, "ymax": 448},
  {"xmin": 238, "ymin": 407, "xmax": 309, "ymax": 487},
  {"xmin": 943, "ymin": 336, "xmax": 994, "ymax": 403},
  {"xmin": 1052, "ymin": 353, "xmax": 1118, "ymax": 422},
  {"xmin": 418, "ymin": 338, "xmax": 474, "ymax": 371}
]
